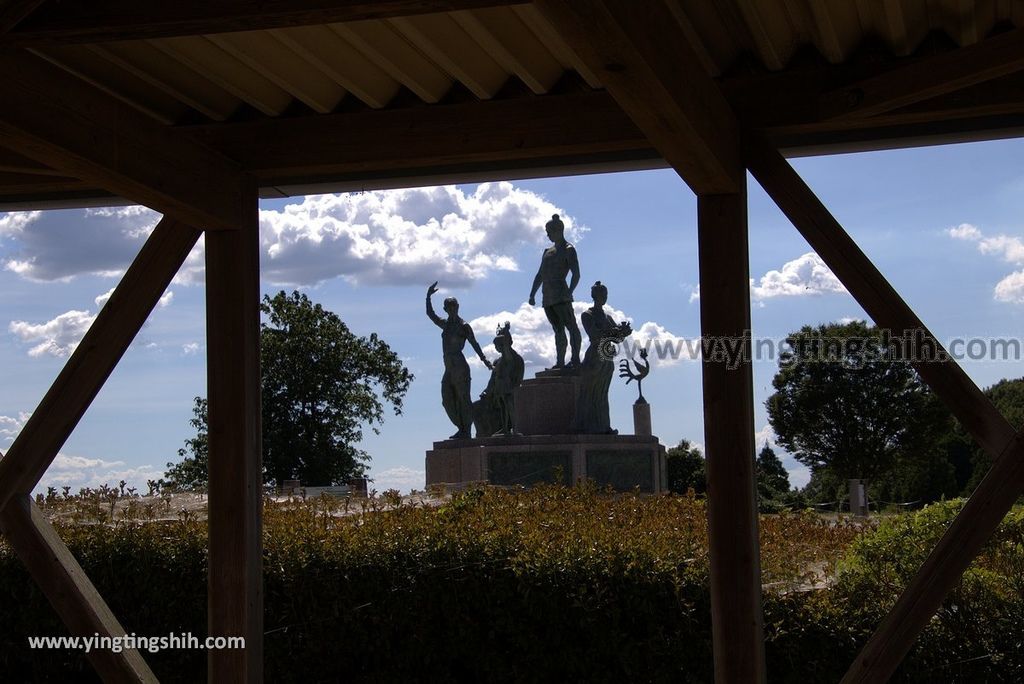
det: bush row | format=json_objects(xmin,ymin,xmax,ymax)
[{"xmin": 0, "ymin": 487, "xmax": 1020, "ymax": 682}]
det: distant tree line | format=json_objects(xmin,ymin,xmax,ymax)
[{"xmin": 669, "ymin": 320, "xmax": 1023, "ymax": 512}]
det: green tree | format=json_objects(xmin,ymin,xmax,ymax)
[
  {"xmin": 666, "ymin": 439, "xmax": 706, "ymax": 495},
  {"xmin": 755, "ymin": 443, "xmax": 790, "ymax": 500},
  {"xmin": 164, "ymin": 397, "xmax": 208, "ymax": 490},
  {"xmin": 166, "ymin": 291, "xmax": 413, "ymax": 488},
  {"xmin": 767, "ymin": 320, "xmax": 929, "ymax": 488}
]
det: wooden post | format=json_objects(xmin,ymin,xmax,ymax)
[
  {"xmin": 697, "ymin": 179, "xmax": 767, "ymax": 684},
  {"xmin": 205, "ymin": 184, "xmax": 262, "ymax": 683}
]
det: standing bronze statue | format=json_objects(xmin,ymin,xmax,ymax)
[
  {"xmin": 426, "ymin": 282, "xmax": 492, "ymax": 439},
  {"xmin": 575, "ymin": 281, "xmax": 632, "ymax": 434},
  {"xmin": 473, "ymin": 322, "xmax": 526, "ymax": 437},
  {"xmin": 528, "ymin": 214, "xmax": 582, "ymax": 370}
]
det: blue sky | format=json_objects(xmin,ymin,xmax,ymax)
[{"xmin": 2, "ymin": 138, "xmax": 1024, "ymax": 494}]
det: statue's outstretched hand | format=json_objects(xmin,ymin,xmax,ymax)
[
  {"xmin": 528, "ymin": 295, "xmax": 536, "ymax": 306},
  {"xmin": 427, "ymin": 281, "xmax": 439, "ymax": 297}
]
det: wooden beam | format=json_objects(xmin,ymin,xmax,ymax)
[
  {"xmin": 205, "ymin": 184, "xmax": 262, "ymax": 683},
  {"xmin": 186, "ymin": 89, "xmax": 650, "ymax": 185},
  {"xmin": 0, "ymin": 494, "xmax": 157, "ymax": 682},
  {"xmin": 3, "ymin": 76, "xmax": 1023, "ymax": 210},
  {"xmin": 743, "ymin": 133, "xmax": 1016, "ymax": 457},
  {"xmin": 0, "ymin": 0, "xmax": 45, "ymax": 33},
  {"xmin": 820, "ymin": 27, "xmax": 1024, "ymax": 119},
  {"xmin": 532, "ymin": 0, "xmax": 741, "ymax": 194},
  {"xmin": 0, "ymin": 51, "xmax": 248, "ymax": 230},
  {"xmin": 0, "ymin": 218, "xmax": 202, "ymax": 513},
  {"xmin": 2, "ymin": 0, "xmax": 527, "ymax": 46},
  {"xmin": 697, "ymin": 182, "xmax": 766, "ymax": 684}
]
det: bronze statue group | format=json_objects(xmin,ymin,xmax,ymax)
[{"xmin": 426, "ymin": 214, "xmax": 632, "ymax": 439}]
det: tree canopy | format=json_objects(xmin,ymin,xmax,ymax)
[
  {"xmin": 766, "ymin": 320, "xmax": 929, "ymax": 484},
  {"xmin": 666, "ymin": 439, "xmax": 706, "ymax": 495},
  {"xmin": 166, "ymin": 290, "xmax": 413, "ymax": 488}
]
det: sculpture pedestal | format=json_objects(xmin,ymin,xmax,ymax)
[
  {"xmin": 513, "ymin": 373, "xmax": 580, "ymax": 435},
  {"xmin": 426, "ymin": 434, "xmax": 667, "ymax": 493}
]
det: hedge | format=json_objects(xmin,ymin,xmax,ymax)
[{"xmin": 0, "ymin": 487, "xmax": 1020, "ymax": 682}]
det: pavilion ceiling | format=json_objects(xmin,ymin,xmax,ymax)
[{"xmin": 1, "ymin": 0, "xmax": 1023, "ymax": 208}]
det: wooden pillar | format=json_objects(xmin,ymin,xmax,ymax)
[
  {"xmin": 697, "ymin": 179, "xmax": 766, "ymax": 683},
  {"xmin": 205, "ymin": 186, "xmax": 262, "ymax": 683}
]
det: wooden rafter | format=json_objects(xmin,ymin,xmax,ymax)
[
  {"xmin": 743, "ymin": 134, "xmax": 1024, "ymax": 683},
  {"xmin": 0, "ymin": 0, "xmax": 45, "ymax": 33},
  {"xmin": 0, "ymin": 51, "xmax": 248, "ymax": 230},
  {"xmin": 186, "ymin": 89, "xmax": 651, "ymax": 185},
  {"xmin": 820, "ymin": 26, "xmax": 1024, "ymax": 120},
  {"xmin": 0, "ymin": 494, "xmax": 157, "ymax": 682},
  {"xmin": 1, "ymin": 0, "xmax": 527, "ymax": 47},
  {"xmin": 0, "ymin": 217, "xmax": 202, "ymax": 513},
  {"xmin": 532, "ymin": 0, "xmax": 741, "ymax": 194}
]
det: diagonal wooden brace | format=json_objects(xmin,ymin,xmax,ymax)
[
  {"xmin": 744, "ymin": 133, "xmax": 1024, "ymax": 683},
  {"xmin": 0, "ymin": 217, "xmax": 202, "ymax": 513},
  {"xmin": 744, "ymin": 133, "xmax": 1015, "ymax": 455},
  {"xmin": 0, "ymin": 494, "xmax": 157, "ymax": 682}
]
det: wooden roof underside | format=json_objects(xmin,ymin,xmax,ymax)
[{"xmin": 2, "ymin": 0, "xmax": 1023, "ymax": 210}]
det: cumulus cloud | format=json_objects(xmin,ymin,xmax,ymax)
[
  {"xmin": 750, "ymin": 253, "xmax": 846, "ymax": 300},
  {"xmin": 258, "ymin": 183, "xmax": 580, "ymax": 286},
  {"xmin": 947, "ymin": 222, "xmax": 1024, "ymax": 303},
  {"xmin": 690, "ymin": 253, "xmax": 846, "ymax": 303},
  {"xmin": 2, "ymin": 184, "xmax": 578, "ymax": 288},
  {"xmin": 0, "ymin": 207, "xmax": 161, "ymax": 281},
  {"xmin": 9, "ymin": 288, "xmax": 174, "ymax": 358},
  {"xmin": 0, "ymin": 412, "xmax": 30, "ymax": 443},
  {"xmin": 468, "ymin": 301, "xmax": 695, "ymax": 369},
  {"xmin": 35, "ymin": 452, "xmax": 166, "ymax": 493},
  {"xmin": 371, "ymin": 465, "xmax": 425, "ymax": 493},
  {"xmin": 9, "ymin": 309, "xmax": 96, "ymax": 358}
]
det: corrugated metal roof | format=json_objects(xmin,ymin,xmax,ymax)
[{"xmin": 20, "ymin": 1, "xmax": 1022, "ymax": 126}]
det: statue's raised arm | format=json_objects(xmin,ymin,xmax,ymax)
[{"xmin": 425, "ymin": 281, "xmax": 444, "ymax": 328}]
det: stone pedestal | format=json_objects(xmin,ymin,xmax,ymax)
[
  {"xmin": 514, "ymin": 373, "xmax": 580, "ymax": 435},
  {"xmin": 426, "ymin": 434, "xmax": 667, "ymax": 493},
  {"xmin": 632, "ymin": 401, "xmax": 651, "ymax": 436},
  {"xmin": 427, "ymin": 368, "xmax": 668, "ymax": 493}
]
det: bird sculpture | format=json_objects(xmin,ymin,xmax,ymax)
[{"xmin": 618, "ymin": 347, "xmax": 650, "ymax": 405}]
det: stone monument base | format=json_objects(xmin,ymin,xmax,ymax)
[{"xmin": 426, "ymin": 434, "xmax": 667, "ymax": 493}]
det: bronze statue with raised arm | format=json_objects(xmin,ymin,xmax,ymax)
[
  {"xmin": 528, "ymin": 214, "xmax": 582, "ymax": 370},
  {"xmin": 426, "ymin": 282, "xmax": 492, "ymax": 439}
]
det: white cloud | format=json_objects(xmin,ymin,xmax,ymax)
[
  {"xmin": 34, "ymin": 452, "xmax": 166, "ymax": 494},
  {"xmin": 258, "ymin": 183, "xmax": 580, "ymax": 287},
  {"xmin": 947, "ymin": 223, "xmax": 1024, "ymax": 303},
  {"xmin": 750, "ymin": 252, "xmax": 846, "ymax": 300},
  {"xmin": 994, "ymin": 271, "xmax": 1024, "ymax": 303},
  {"xmin": 1, "ymin": 207, "xmax": 160, "ymax": 281},
  {"xmin": 467, "ymin": 301, "xmax": 695, "ymax": 369},
  {"xmin": 948, "ymin": 223, "xmax": 982, "ymax": 241},
  {"xmin": 689, "ymin": 253, "xmax": 846, "ymax": 303},
  {"xmin": 0, "ymin": 412, "xmax": 30, "ymax": 443},
  {"xmin": 182, "ymin": 342, "xmax": 201, "ymax": 355},
  {"xmin": 9, "ymin": 309, "xmax": 96, "ymax": 357},
  {"xmin": 754, "ymin": 424, "xmax": 777, "ymax": 450},
  {"xmin": 371, "ymin": 465, "xmax": 424, "ymax": 493},
  {"xmin": 3, "ymin": 185, "xmax": 579, "ymax": 289},
  {"xmin": 9, "ymin": 286, "xmax": 174, "ymax": 358}
]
